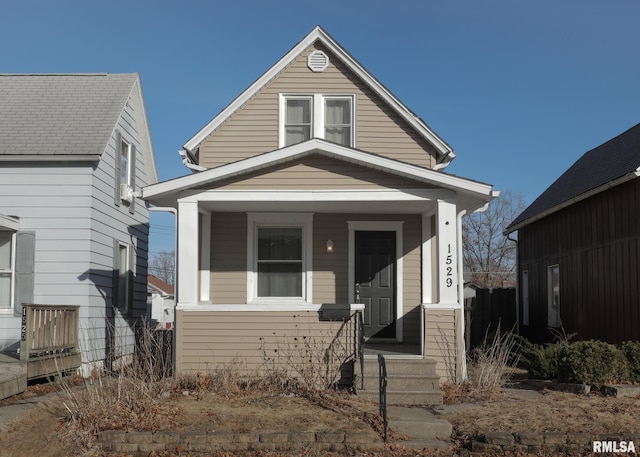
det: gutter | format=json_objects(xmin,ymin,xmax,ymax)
[
  {"xmin": 178, "ymin": 148, "xmax": 206, "ymax": 172},
  {"xmin": 504, "ymin": 171, "xmax": 640, "ymax": 235}
]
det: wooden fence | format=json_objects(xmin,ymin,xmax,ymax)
[
  {"xmin": 20, "ymin": 304, "xmax": 81, "ymax": 379},
  {"xmin": 465, "ymin": 288, "xmax": 517, "ymax": 349}
]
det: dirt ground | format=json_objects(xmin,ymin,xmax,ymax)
[{"xmin": 1, "ymin": 380, "xmax": 639, "ymax": 457}]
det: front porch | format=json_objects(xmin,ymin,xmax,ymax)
[{"xmin": 0, "ymin": 304, "xmax": 80, "ymax": 400}]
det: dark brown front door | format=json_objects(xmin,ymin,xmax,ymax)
[{"xmin": 355, "ymin": 231, "xmax": 396, "ymax": 339}]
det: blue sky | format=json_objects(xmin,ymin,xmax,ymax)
[{"xmin": 2, "ymin": 0, "xmax": 639, "ymax": 256}]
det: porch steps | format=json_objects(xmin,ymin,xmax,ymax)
[
  {"xmin": 357, "ymin": 358, "xmax": 443, "ymax": 406},
  {"xmin": 0, "ymin": 353, "xmax": 27, "ymax": 401}
]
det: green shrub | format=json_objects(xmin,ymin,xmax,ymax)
[
  {"xmin": 557, "ymin": 340, "xmax": 629, "ymax": 385},
  {"xmin": 523, "ymin": 342, "xmax": 564, "ymax": 380},
  {"xmin": 620, "ymin": 341, "xmax": 640, "ymax": 382}
]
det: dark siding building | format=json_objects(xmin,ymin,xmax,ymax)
[{"xmin": 505, "ymin": 123, "xmax": 640, "ymax": 344}]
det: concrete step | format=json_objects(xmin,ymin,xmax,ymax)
[
  {"xmin": 362, "ymin": 358, "xmax": 438, "ymax": 377},
  {"xmin": 362, "ymin": 373, "xmax": 440, "ymax": 391},
  {"xmin": 357, "ymin": 389, "xmax": 443, "ymax": 406},
  {"xmin": 394, "ymin": 438, "xmax": 452, "ymax": 451}
]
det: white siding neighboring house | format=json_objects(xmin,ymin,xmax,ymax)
[
  {"xmin": 0, "ymin": 74, "xmax": 158, "ymax": 375},
  {"xmin": 147, "ymin": 274, "xmax": 175, "ymax": 329}
]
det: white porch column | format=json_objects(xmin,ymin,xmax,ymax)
[
  {"xmin": 177, "ymin": 200, "xmax": 199, "ymax": 306},
  {"xmin": 421, "ymin": 212, "xmax": 434, "ymax": 304},
  {"xmin": 436, "ymin": 199, "xmax": 458, "ymax": 305},
  {"xmin": 199, "ymin": 210, "xmax": 211, "ymax": 302}
]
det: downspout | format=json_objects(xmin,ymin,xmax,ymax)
[
  {"xmin": 148, "ymin": 207, "xmax": 178, "ymax": 374},
  {"xmin": 457, "ymin": 209, "xmax": 467, "ymax": 382}
]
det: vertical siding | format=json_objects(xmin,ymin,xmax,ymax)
[
  {"xmin": 518, "ymin": 179, "xmax": 640, "ymax": 344},
  {"xmin": 175, "ymin": 309, "xmax": 355, "ymax": 376},
  {"xmin": 199, "ymin": 43, "xmax": 438, "ymax": 170}
]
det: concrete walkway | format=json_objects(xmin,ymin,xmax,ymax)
[
  {"xmin": 0, "ymin": 389, "xmax": 64, "ymax": 433},
  {"xmin": 387, "ymin": 405, "xmax": 453, "ymax": 451}
]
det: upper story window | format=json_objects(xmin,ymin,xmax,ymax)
[
  {"xmin": 280, "ymin": 94, "xmax": 354, "ymax": 148},
  {"xmin": 115, "ymin": 131, "xmax": 136, "ymax": 212},
  {"xmin": 120, "ymin": 137, "xmax": 133, "ymax": 189}
]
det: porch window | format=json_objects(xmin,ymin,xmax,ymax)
[
  {"xmin": 0, "ymin": 232, "xmax": 13, "ymax": 309},
  {"xmin": 257, "ymin": 228, "xmax": 302, "ymax": 297},
  {"xmin": 280, "ymin": 94, "xmax": 354, "ymax": 148},
  {"xmin": 547, "ymin": 264, "xmax": 560, "ymax": 327},
  {"xmin": 247, "ymin": 213, "xmax": 313, "ymax": 304}
]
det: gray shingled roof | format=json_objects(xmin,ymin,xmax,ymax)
[
  {"xmin": 0, "ymin": 73, "xmax": 137, "ymax": 158},
  {"xmin": 506, "ymin": 122, "xmax": 640, "ymax": 233}
]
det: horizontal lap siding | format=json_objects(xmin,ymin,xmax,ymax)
[
  {"xmin": 176, "ymin": 310, "xmax": 352, "ymax": 374},
  {"xmin": 213, "ymin": 155, "xmax": 432, "ymax": 190},
  {"xmin": 519, "ymin": 179, "xmax": 640, "ymax": 343},
  {"xmin": 210, "ymin": 213, "xmax": 247, "ymax": 304},
  {"xmin": 424, "ymin": 308, "xmax": 459, "ymax": 382},
  {"xmin": 199, "ymin": 43, "xmax": 437, "ymax": 169}
]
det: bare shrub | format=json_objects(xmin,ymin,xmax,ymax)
[
  {"xmin": 442, "ymin": 326, "xmax": 521, "ymax": 403},
  {"xmin": 467, "ymin": 326, "xmax": 520, "ymax": 391},
  {"xmin": 259, "ymin": 313, "xmax": 355, "ymax": 393},
  {"xmin": 58, "ymin": 319, "xmax": 177, "ymax": 454}
]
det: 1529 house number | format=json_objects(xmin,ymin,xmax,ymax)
[{"xmin": 445, "ymin": 244, "xmax": 454, "ymax": 287}]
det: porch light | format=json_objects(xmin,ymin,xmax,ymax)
[{"xmin": 326, "ymin": 239, "xmax": 334, "ymax": 252}]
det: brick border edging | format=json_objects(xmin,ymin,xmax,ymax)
[
  {"xmin": 468, "ymin": 432, "xmax": 640, "ymax": 454},
  {"xmin": 98, "ymin": 430, "xmax": 385, "ymax": 455}
]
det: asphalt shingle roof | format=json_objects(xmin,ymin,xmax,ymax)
[
  {"xmin": 0, "ymin": 73, "xmax": 137, "ymax": 157},
  {"xmin": 506, "ymin": 122, "xmax": 640, "ymax": 232}
]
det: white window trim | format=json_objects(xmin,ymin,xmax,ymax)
[
  {"xmin": 121, "ymin": 137, "xmax": 133, "ymax": 188},
  {"xmin": 279, "ymin": 94, "xmax": 355, "ymax": 148},
  {"xmin": 0, "ymin": 231, "xmax": 16, "ymax": 314},
  {"xmin": 347, "ymin": 221, "xmax": 404, "ymax": 342},
  {"xmin": 246, "ymin": 213, "xmax": 313, "ymax": 305},
  {"xmin": 117, "ymin": 241, "xmax": 132, "ymax": 312}
]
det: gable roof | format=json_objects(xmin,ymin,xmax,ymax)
[
  {"xmin": 505, "ymin": 122, "xmax": 640, "ymax": 233},
  {"xmin": 148, "ymin": 274, "xmax": 174, "ymax": 296},
  {"xmin": 0, "ymin": 74, "xmax": 139, "ymax": 156},
  {"xmin": 182, "ymin": 26, "xmax": 454, "ymax": 169},
  {"xmin": 142, "ymin": 138, "xmax": 495, "ymax": 212}
]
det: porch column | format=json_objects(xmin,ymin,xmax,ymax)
[
  {"xmin": 177, "ymin": 200, "xmax": 199, "ymax": 306},
  {"xmin": 436, "ymin": 199, "xmax": 458, "ymax": 305},
  {"xmin": 199, "ymin": 210, "xmax": 211, "ymax": 302}
]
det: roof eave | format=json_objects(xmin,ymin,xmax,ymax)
[
  {"xmin": 142, "ymin": 139, "xmax": 493, "ymax": 206},
  {"xmin": 182, "ymin": 26, "xmax": 453, "ymax": 163},
  {"xmin": 504, "ymin": 170, "xmax": 640, "ymax": 235}
]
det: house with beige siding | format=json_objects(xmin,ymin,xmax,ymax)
[{"xmin": 142, "ymin": 27, "xmax": 497, "ymax": 401}]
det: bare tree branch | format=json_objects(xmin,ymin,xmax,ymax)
[
  {"xmin": 149, "ymin": 250, "xmax": 175, "ymax": 286},
  {"xmin": 462, "ymin": 190, "xmax": 526, "ymax": 288}
]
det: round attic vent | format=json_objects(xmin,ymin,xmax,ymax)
[{"xmin": 307, "ymin": 50, "xmax": 329, "ymax": 72}]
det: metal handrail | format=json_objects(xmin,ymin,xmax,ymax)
[
  {"xmin": 378, "ymin": 353, "xmax": 388, "ymax": 443},
  {"xmin": 358, "ymin": 310, "xmax": 365, "ymax": 389}
]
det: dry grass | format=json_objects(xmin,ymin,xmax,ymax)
[{"xmin": 442, "ymin": 386, "xmax": 640, "ymax": 438}]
